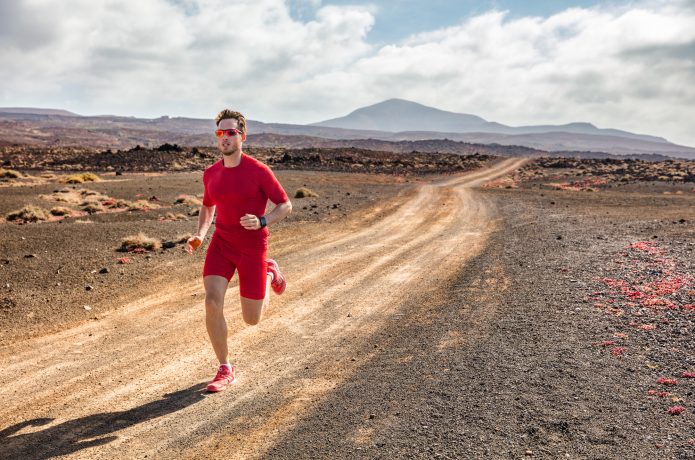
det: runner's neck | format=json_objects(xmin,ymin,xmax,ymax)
[{"xmin": 222, "ymin": 151, "xmax": 243, "ymax": 168}]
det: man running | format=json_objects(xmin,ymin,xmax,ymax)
[{"xmin": 186, "ymin": 109, "xmax": 292, "ymax": 392}]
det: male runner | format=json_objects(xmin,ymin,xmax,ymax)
[{"xmin": 186, "ymin": 109, "xmax": 292, "ymax": 392}]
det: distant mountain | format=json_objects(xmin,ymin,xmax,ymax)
[
  {"xmin": 1, "ymin": 104, "xmax": 694, "ymax": 159},
  {"xmin": 312, "ymin": 98, "xmax": 489, "ymax": 133},
  {"xmin": 312, "ymin": 98, "xmax": 668, "ymax": 144},
  {"xmin": 0, "ymin": 107, "xmax": 79, "ymax": 117}
]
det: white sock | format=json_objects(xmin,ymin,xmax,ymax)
[
  {"xmin": 267, "ymin": 271, "xmax": 275, "ymax": 282},
  {"xmin": 222, "ymin": 363, "xmax": 232, "ymax": 371}
]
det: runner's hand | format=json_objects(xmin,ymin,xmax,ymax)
[
  {"xmin": 186, "ymin": 235, "xmax": 202, "ymax": 254},
  {"xmin": 240, "ymin": 213, "xmax": 260, "ymax": 230}
]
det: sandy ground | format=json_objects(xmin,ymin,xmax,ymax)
[
  {"xmin": 0, "ymin": 169, "xmax": 419, "ymax": 344},
  {"xmin": 2, "ymin": 157, "xmax": 694, "ymax": 459}
]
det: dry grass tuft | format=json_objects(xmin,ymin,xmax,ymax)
[
  {"xmin": 174, "ymin": 194, "xmax": 202, "ymax": 206},
  {"xmin": 79, "ymin": 194, "xmax": 110, "ymax": 205},
  {"xmin": 295, "ymin": 187, "xmax": 319, "ymax": 198},
  {"xmin": 161, "ymin": 212, "xmax": 188, "ymax": 221},
  {"xmin": 120, "ymin": 232, "xmax": 162, "ymax": 252},
  {"xmin": 59, "ymin": 172, "xmax": 101, "ymax": 184},
  {"xmin": 82, "ymin": 203, "xmax": 105, "ymax": 214},
  {"xmin": 6, "ymin": 206, "xmax": 49, "ymax": 222},
  {"xmin": 50, "ymin": 206, "xmax": 73, "ymax": 216},
  {"xmin": 126, "ymin": 200, "xmax": 160, "ymax": 211},
  {"xmin": 0, "ymin": 168, "xmax": 23, "ymax": 178}
]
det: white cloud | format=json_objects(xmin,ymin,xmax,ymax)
[{"xmin": 0, "ymin": 0, "xmax": 694, "ymax": 146}]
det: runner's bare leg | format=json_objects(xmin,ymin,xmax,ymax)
[
  {"xmin": 204, "ymin": 275, "xmax": 231, "ymax": 364},
  {"xmin": 240, "ymin": 274, "xmax": 272, "ymax": 325}
]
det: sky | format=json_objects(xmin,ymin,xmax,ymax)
[{"xmin": 1, "ymin": 0, "xmax": 694, "ymax": 146}]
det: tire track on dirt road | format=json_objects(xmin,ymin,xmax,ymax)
[{"xmin": 0, "ymin": 158, "xmax": 526, "ymax": 459}]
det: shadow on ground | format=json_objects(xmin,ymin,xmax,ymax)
[{"xmin": 0, "ymin": 383, "xmax": 208, "ymax": 459}]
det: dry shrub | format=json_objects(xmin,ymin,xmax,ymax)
[
  {"xmin": 175, "ymin": 194, "xmax": 202, "ymax": 206},
  {"xmin": 161, "ymin": 212, "xmax": 188, "ymax": 221},
  {"xmin": 80, "ymin": 195, "xmax": 110, "ymax": 205},
  {"xmin": 295, "ymin": 187, "xmax": 319, "ymax": 198},
  {"xmin": 50, "ymin": 206, "xmax": 73, "ymax": 216},
  {"xmin": 127, "ymin": 200, "xmax": 160, "ymax": 211},
  {"xmin": 6, "ymin": 206, "xmax": 49, "ymax": 222},
  {"xmin": 75, "ymin": 219, "xmax": 93, "ymax": 224},
  {"xmin": 59, "ymin": 173, "xmax": 101, "ymax": 184},
  {"xmin": 40, "ymin": 172, "xmax": 56, "ymax": 179},
  {"xmin": 41, "ymin": 188, "xmax": 103, "ymax": 205},
  {"xmin": 0, "ymin": 168, "xmax": 22, "ymax": 179},
  {"xmin": 49, "ymin": 194, "xmax": 70, "ymax": 203},
  {"xmin": 104, "ymin": 198, "xmax": 132, "ymax": 209},
  {"xmin": 120, "ymin": 232, "xmax": 162, "ymax": 252},
  {"xmin": 82, "ymin": 203, "xmax": 105, "ymax": 214}
]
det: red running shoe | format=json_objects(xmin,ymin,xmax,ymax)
[
  {"xmin": 266, "ymin": 259, "xmax": 286, "ymax": 295},
  {"xmin": 206, "ymin": 365, "xmax": 236, "ymax": 392}
]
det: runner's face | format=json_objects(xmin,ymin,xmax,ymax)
[{"xmin": 217, "ymin": 118, "xmax": 245, "ymax": 155}]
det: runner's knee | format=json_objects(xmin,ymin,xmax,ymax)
[
  {"xmin": 242, "ymin": 314, "xmax": 260, "ymax": 326},
  {"xmin": 240, "ymin": 297, "xmax": 263, "ymax": 325},
  {"xmin": 205, "ymin": 294, "xmax": 224, "ymax": 313}
]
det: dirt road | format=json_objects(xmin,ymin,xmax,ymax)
[{"xmin": 0, "ymin": 158, "xmax": 526, "ymax": 459}]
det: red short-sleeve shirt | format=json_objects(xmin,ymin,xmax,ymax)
[{"xmin": 203, "ymin": 154, "xmax": 288, "ymax": 248}]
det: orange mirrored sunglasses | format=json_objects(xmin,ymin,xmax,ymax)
[{"xmin": 215, "ymin": 128, "xmax": 243, "ymax": 138}]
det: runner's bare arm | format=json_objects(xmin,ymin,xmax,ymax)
[
  {"xmin": 186, "ymin": 204, "xmax": 216, "ymax": 253},
  {"xmin": 196, "ymin": 204, "xmax": 216, "ymax": 237},
  {"xmin": 240, "ymin": 200, "xmax": 292, "ymax": 230}
]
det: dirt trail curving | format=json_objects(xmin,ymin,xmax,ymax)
[{"xmin": 0, "ymin": 158, "xmax": 526, "ymax": 459}]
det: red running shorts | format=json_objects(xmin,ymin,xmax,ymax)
[{"xmin": 203, "ymin": 233, "xmax": 268, "ymax": 300}]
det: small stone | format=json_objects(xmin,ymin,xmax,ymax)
[
  {"xmin": 85, "ymin": 285, "xmax": 94, "ymax": 291},
  {"xmin": 525, "ymin": 450, "xmax": 533, "ymax": 456},
  {"xmin": 369, "ymin": 414, "xmax": 375, "ymax": 419},
  {"xmin": 162, "ymin": 241, "xmax": 176, "ymax": 249},
  {"xmin": 24, "ymin": 254, "xmax": 37, "ymax": 258},
  {"xmin": 83, "ymin": 305, "xmax": 92, "ymax": 310},
  {"xmin": 99, "ymin": 268, "xmax": 109, "ymax": 274}
]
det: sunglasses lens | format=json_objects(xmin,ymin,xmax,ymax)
[{"xmin": 215, "ymin": 129, "xmax": 242, "ymax": 137}]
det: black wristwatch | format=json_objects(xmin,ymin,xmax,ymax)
[{"xmin": 258, "ymin": 216, "xmax": 267, "ymax": 229}]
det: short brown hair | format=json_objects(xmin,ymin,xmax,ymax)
[{"xmin": 215, "ymin": 109, "xmax": 247, "ymax": 134}]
